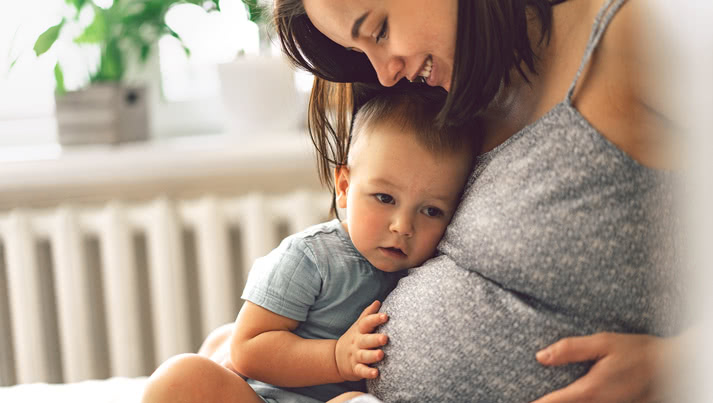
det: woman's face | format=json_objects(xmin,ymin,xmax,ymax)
[{"xmin": 302, "ymin": 0, "xmax": 458, "ymax": 91}]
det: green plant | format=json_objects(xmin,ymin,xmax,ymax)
[{"xmin": 34, "ymin": 0, "xmax": 265, "ymax": 94}]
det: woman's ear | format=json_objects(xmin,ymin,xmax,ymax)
[{"xmin": 334, "ymin": 165, "xmax": 350, "ymax": 209}]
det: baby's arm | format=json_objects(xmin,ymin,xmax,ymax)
[{"xmin": 230, "ymin": 300, "xmax": 389, "ymax": 387}]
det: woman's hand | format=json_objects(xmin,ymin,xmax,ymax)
[
  {"xmin": 531, "ymin": 332, "xmax": 670, "ymax": 403},
  {"xmin": 335, "ymin": 300, "xmax": 390, "ymax": 381}
]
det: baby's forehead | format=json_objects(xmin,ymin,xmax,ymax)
[
  {"xmin": 350, "ymin": 124, "xmax": 473, "ymax": 167},
  {"xmin": 351, "ymin": 130, "xmax": 472, "ymax": 193},
  {"xmin": 351, "ymin": 116, "xmax": 455, "ymax": 151}
]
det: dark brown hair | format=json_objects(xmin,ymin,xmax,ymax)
[
  {"xmin": 274, "ymin": 0, "xmax": 563, "ymax": 205},
  {"xmin": 275, "ymin": 0, "xmax": 566, "ymax": 111}
]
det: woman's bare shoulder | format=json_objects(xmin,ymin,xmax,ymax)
[{"xmin": 573, "ymin": 0, "xmax": 679, "ymax": 168}]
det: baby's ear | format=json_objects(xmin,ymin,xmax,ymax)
[{"xmin": 334, "ymin": 165, "xmax": 350, "ymax": 209}]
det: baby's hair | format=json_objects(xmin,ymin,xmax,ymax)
[
  {"xmin": 349, "ymin": 85, "xmax": 478, "ymax": 164},
  {"xmin": 323, "ymin": 83, "xmax": 481, "ymax": 217}
]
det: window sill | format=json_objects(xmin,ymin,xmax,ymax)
[{"xmin": 0, "ymin": 132, "xmax": 323, "ymax": 210}]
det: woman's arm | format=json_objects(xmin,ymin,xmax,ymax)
[{"xmin": 230, "ymin": 300, "xmax": 389, "ymax": 387}]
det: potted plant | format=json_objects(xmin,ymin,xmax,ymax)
[{"xmin": 33, "ymin": 0, "xmax": 264, "ymax": 145}]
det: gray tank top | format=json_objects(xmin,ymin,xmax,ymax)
[{"xmin": 365, "ymin": 1, "xmax": 686, "ymax": 402}]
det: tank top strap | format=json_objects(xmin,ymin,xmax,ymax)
[{"xmin": 565, "ymin": 0, "xmax": 629, "ymax": 104}]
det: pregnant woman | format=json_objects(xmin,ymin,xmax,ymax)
[{"xmin": 273, "ymin": 0, "xmax": 688, "ymax": 401}]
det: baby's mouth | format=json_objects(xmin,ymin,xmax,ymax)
[{"xmin": 380, "ymin": 247, "xmax": 407, "ymax": 257}]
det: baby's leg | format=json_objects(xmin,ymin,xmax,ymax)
[
  {"xmin": 142, "ymin": 353, "xmax": 263, "ymax": 403},
  {"xmin": 327, "ymin": 391, "xmax": 364, "ymax": 403}
]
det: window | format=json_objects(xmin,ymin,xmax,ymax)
[
  {"xmin": 0, "ymin": 0, "xmax": 313, "ymax": 148},
  {"xmin": 0, "ymin": 1, "xmax": 66, "ymax": 146}
]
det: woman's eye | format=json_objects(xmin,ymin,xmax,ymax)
[
  {"xmin": 375, "ymin": 18, "xmax": 388, "ymax": 43},
  {"xmin": 423, "ymin": 207, "xmax": 444, "ymax": 217},
  {"xmin": 375, "ymin": 194, "xmax": 394, "ymax": 204}
]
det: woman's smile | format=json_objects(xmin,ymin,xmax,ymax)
[
  {"xmin": 302, "ymin": 0, "xmax": 457, "ymax": 91},
  {"xmin": 410, "ymin": 55, "xmax": 433, "ymax": 83}
]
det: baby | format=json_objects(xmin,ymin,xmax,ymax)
[{"xmin": 142, "ymin": 85, "xmax": 479, "ymax": 403}]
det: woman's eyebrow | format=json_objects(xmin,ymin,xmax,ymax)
[{"xmin": 352, "ymin": 11, "xmax": 370, "ymax": 39}]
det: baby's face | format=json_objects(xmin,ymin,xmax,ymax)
[{"xmin": 336, "ymin": 124, "xmax": 472, "ymax": 272}]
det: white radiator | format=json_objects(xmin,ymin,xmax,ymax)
[{"xmin": 0, "ymin": 191, "xmax": 330, "ymax": 386}]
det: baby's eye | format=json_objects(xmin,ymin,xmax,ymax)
[
  {"xmin": 422, "ymin": 207, "xmax": 444, "ymax": 217},
  {"xmin": 375, "ymin": 193, "xmax": 394, "ymax": 204}
]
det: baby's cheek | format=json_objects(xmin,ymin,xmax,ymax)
[{"xmin": 415, "ymin": 236, "xmax": 441, "ymax": 263}]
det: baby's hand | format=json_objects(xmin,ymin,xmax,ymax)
[{"xmin": 335, "ymin": 300, "xmax": 389, "ymax": 381}]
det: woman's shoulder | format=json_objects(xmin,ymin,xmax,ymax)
[{"xmin": 569, "ymin": 0, "xmax": 679, "ymax": 169}]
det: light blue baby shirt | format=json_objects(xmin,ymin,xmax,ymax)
[{"xmin": 241, "ymin": 219, "xmax": 403, "ymax": 402}]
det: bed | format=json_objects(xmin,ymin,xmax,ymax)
[{"xmin": 0, "ymin": 377, "xmax": 147, "ymax": 403}]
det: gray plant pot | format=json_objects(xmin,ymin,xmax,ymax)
[{"xmin": 55, "ymin": 83, "xmax": 149, "ymax": 146}]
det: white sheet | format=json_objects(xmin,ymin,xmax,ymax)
[{"xmin": 0, "ymin": 377, "xmax": 147, "ymax": 403}]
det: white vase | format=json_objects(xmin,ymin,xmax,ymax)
[
  {"xmin": 54, "ymin": 83, "xmax": 149, "ymax": 146},
  {"xmin": 218, "ymin": 55, "xmax": 303, "ymax": 136}
]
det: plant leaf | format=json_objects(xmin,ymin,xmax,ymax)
[
  {"xmin": 64, "ymin": 0, "xmax": 88, "ymax": 12},
  {"xmin": 33, "ymin": 20, "xmax": 65, "ymax": 56},
  {"xmin": 74, "ymin": 10, "xmax": 107, "ymax": 44},
  {"xmin": 242, "ymin": 0, "xmax": 264, "ymax": 24},
  {"xmin": 161, "ymin": 25, "xmax": 190, "ymax": 57},
  {"xmin": 54, "ymin": 62, "xmax": 66, "ymax": 96},
  {"xmin": 206, "ymin": 0, "xmax": 220, "ymax": 12},
  {"xmin": 139, "ymin": 43, "xmax": 151, "ymax": 62},
  {"xmin": 95, "ymin": 39, "xmax": 123, "ymax": 82}
]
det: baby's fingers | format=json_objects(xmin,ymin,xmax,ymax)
[
  {"xmin": 357, "ymin": 301, "xmax": 381, "ymax": 320},
  {"xmin": 357, "ymin": 348, "xmax": 385, "ymax": 365},
  {"xmin": 357, "ymin": 333, "xmax": 388, "ymax": 349},
  {"xmin": 358, "ymin": 312, "xmax": 389, "ymax": 334},
  {"xmin": 354, "ymin": 363, "xmax": 379, "ymax": 379}
]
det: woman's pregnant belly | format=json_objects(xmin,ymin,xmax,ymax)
[{"xmin": 367, "ymin": 255, "xmax": 593, "ymax": 403}]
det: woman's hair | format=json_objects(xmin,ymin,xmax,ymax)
[
  {"xmin": 316, "ymin": 83, "xmax": 481, "ymax": 217},
  {"xmin": 273, "ymin": 0, "xmax": 561, "ymax": 210},
  {"xmin": 275, "ymin": 0, "xmax": 567, "ymax": 112}
]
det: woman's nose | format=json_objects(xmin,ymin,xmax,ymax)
[{"xmin": 368, "ymin": 51, "xmax": 404, "ymax": 87}]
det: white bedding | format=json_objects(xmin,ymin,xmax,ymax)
[{"xmin": 0, "ymin": 377, "xmax": 147, "ymax": 403}]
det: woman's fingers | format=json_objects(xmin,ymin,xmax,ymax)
[
  {"xmin": 533, "ymin": 333, "xmax": 665, "ymax": 403},
  {"xmin": 536, "ymin": 332, "xmax": 612, "ymax": 366},
  {"xmin": 529, "ymin": 376, "xmax": 591, "ymax": 403}
]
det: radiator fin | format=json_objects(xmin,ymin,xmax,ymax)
[{"xmin": 0, "ymin": 191, "xmax": 329, "ymax": 385}]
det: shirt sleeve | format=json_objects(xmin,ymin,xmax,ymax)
[{"xmin": 241, "ymin": 237, "xmax": 322, "ymax": 322}]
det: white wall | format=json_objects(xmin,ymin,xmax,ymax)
[{"xmin": 652, "ymin": 0, "xmax": 713, "ymax": 401}]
